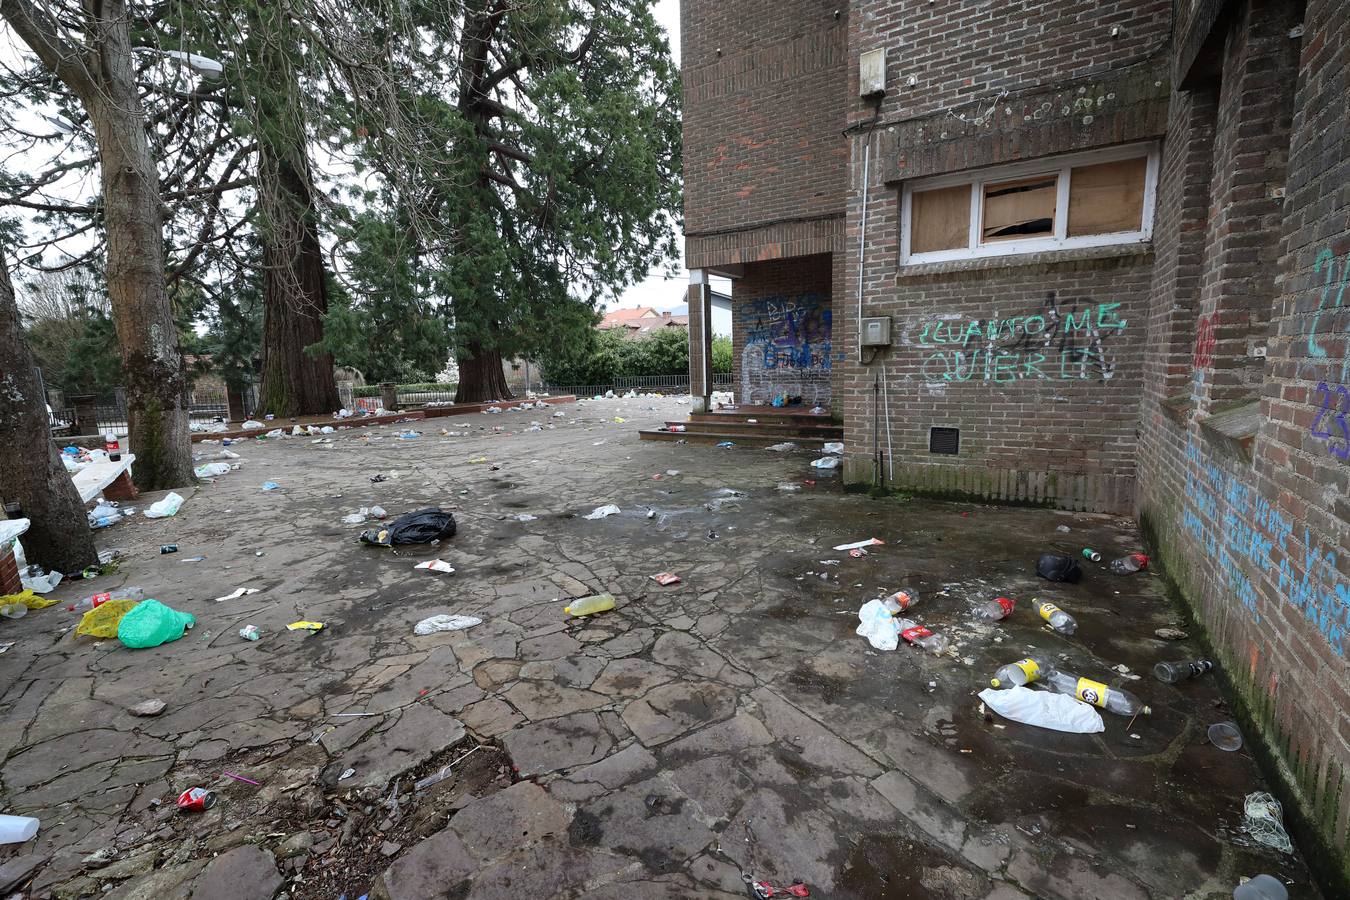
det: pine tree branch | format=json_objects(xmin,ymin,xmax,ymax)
[{"xmin": 0, "ymin": 0, "xmax": 97, "ymax": 99}]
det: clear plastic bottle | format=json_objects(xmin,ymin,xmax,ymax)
[
  {"xmin": 1045, "ymin": 670, "xmax": 1150, "ymax": 716},
  {"xmin": 990, "ymin": 655, "xmax": 1053, "ymax": 688},
  {"xmin": 1232, "ymin": 874, "xmax": 1288, "ymax": 900},
  {"xmin": 894, "ymin": 618, "xmax": 950, "ymax": 654},
  {"xmin": 1153, "ymin": 658, "xmax": 1213, "ymax": 683},
  {"xmin": 881, "ymin": 590, "xmax": 919, "ymax": 616},
  {"xmin": 973, "ymin": 596, "xmax": 1015, "ymax": 621},
  {"xmin": 1110, "ymin": 552, "xmax": 1150, "ymax": 574},
  {"xmin": 564, "ymin": 594, "xmax": 615, "ymax": 617},
  {"xmin": 1032, "ymin": 598, "xmax": 1077, "ymax": 635}
]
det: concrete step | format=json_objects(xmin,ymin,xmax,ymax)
[
  {"xmin": 688, "ymin": 410, "xmax": 836, "ymax": 427},
  {"xmin": 638, "ymin": 428, "xmax": 830, "ymax": 449},
  {"xmin": 664, "ymin": 420, "xmax": 843, "ymax": 438}
]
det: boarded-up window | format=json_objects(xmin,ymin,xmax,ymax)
[
  {"xmin": 981, "ymin": 175, "xmax": 1057, "ymax": 242},
  {"xmin": 1067, "ymin": 157, "xmax": 1147, "ymax": 236},
  {"xmin": 910, "ymin": 185, "xmax": 970, "ymax": 254}
]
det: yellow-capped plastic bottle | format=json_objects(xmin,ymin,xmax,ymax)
[{"xmin": 564, "ymin": 594, "xmax": 615, "ymax": 617}]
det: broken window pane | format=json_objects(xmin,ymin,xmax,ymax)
[
  {"xmin": 981, "ymin": 175, "xmax": 1057, "ymax": 242},
  {"xmin": 910, "ymin": 185, "xmax": 970, "ymax": 254},
  {"xmin": 1067, "ymin": 157, "xmax": 1147, "ymax": 237}
]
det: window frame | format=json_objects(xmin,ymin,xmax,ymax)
[{"xmin": 900, "ymin": 142, "xmax": 1159, "ymax": 265}]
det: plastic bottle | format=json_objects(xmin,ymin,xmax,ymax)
[
  {"xmin": 104, "ymin": 431, "xmax": 121, "ymax": 462},
  {"xmin": 1032, "ymin": 598, "xmax": 1077, "ymax": 635},
  {"xmin": 564, "ymin": 594, "xmax": 615, "ymax": 617},
  {"xmin": 1082, "ymin": 548, "xmax": 1102, "ymax": 562},
  {"xmin": 113, "ymin": 587, "xmax": 145, "ymax": 603},
  {"xmin": 990, "ymin": 655, "xmax": 1053, "ymax": 688},
  {"xmin": 1153, "ymin": 658, "xmax": 1214, "ymax": 683},
  {"xmin": 881, "ymin": 590, "xmax": 919, "ymax": 616},
  {"xmin": 1110, "ymin": 552, "xmax": 1150, "ymax": 574},
  {"xmin": 973, "ymin": 596, "xmax": 1015, "ymax": 621},
  {"xmin": 1045, "ymin": 670, "xmax": 1150, "ymax": 716},
  {"xmin": 0, "ymin": 814, "xmax": 39, "ymax": 844},
  {"xmin": 894, "ymin": 618, "xmax": 950, "ymax": 654},
  {"xmin": 0, "ymin": 602, "xmax": 27, "ymax": 620}
]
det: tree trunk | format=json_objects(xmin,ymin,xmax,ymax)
[
  {"xmin": 0, "ymin": 254, "xmax": 98, "ymax": 573},
  {"xmin": 254, "ymin": 20, "xmax": 339, "ymax": 418},
  {"xmin": 86, "ymin": 6, "xmax": 194, "ymax": 491},
  {"xmin": 454, "ymin": 343, "xmax": 513, "ymax": 403}
]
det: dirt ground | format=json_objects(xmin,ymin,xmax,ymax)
[{"xmin": 0, "ymin": 396, "xmax": 1325, "ymax": 899}]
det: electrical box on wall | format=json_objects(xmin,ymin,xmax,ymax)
[
  {"xmin": 859, "ymin": 48, "xmax": 886, "ymax": 97},
  {"xmin": 860, "ymin": 316, "xmax": 892, "ymax": 347}
]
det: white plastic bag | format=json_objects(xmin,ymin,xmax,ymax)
[
  {"xmin": 241, "ymin": 420, "xmax": 264, "ymax": 430},
  {"xmin": 856, "ymin": 598, "xmax": 899, "ymax": 651},
  {"xmin": 765, "ymin": 442, "xmax": 798, "ymax": 452},
  {"xmin": 822, "ymin": 441, "xmax": 845, "ymax": 454},
  {"xmin": 193, "ymin": 462, "xmax": 231, "ymax": 478},
  {"xmin": 584, "ymin": 504, "xmax": 620, "ymax": 520},
  {"xmin": 145, "ymin": 492, "xmax": 185, "ymax": 518},
  {"xmin": 414, "ymin": 614, "xmax": 482, "ymax": 635},
  {"xmin": 810, "ymin": 457, "xmax": 840, "ymax": 470},
  {"xmin": 978, "ymin": 686, "xmax": 1105, "ymax": 734}
]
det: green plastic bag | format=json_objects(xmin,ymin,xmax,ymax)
[{"xmin": 117, "ymin": 600, "xmax": 196, "ymax": 649}]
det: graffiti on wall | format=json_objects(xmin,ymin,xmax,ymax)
[
  {"xmin": 1310, "ymin": 247, "xmax": 1349, "ymax": 381},
  {"xmin": 1311, "ymin": 381, "xmax": 1350, "ymax": 460},
  {"xmin": 913, "ymin": 293, "xmax": 1126, "ymax": 385},
  {"xmin": 741, "ymin": 293, "xmax": 832, "ymax": 403},
  {"xmin": 1182, "ymin": 439, "xmax": 1349, "ymax": 654}
]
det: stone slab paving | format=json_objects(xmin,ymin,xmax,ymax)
[{"xmin": 0, "ymin": 397, "xmax": 1325, "ymax": 898}]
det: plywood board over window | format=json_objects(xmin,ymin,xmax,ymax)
[
  {"xmin": 911, "ymin": 185, "xmax": 970, "ymax": 253},
  {"xmin": 982, "ymin": 175, "xmax": 1057, "ymax": 242},
  {"xmin": 1067, "ymin": 157, "xmax": 1147, "ymax": 236}
]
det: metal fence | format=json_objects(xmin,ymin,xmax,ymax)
[
  {"xmin": 48, "ymin": 382, "xmax": 258, "ymax": 435},
  {"xmin": 539, "ymin": 373, "xmax": 732, "ymax": 398}
]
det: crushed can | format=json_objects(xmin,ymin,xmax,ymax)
[
  {"xmin": 176, "ymin": 787, "xmax": 216, "ymax": 811},
  {"xmin": 160, "ymin": 544, "xmax": 178, "ymax": 555}
]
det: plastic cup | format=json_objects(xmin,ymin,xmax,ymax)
[
  {"xmin": 0, "ymin": 814, "xmax": 39, "ymax": 844},
  {"xmin": 1208, "ymin": 721, "xmax": 1243, "ymax": 751}
]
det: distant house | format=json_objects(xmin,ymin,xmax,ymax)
[{"xmin": 599, "ymin": 306, "xmax": 690, "ymax": 340}]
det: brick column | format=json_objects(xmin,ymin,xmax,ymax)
[
  {"xmin": 68, "ymin": 394, "xmax": 98, "ymax": 436},
  {"xmin": 687, "ymin": 270, "xmax": 713, "ymax": 413},
  {"xmin": 379, "ymin": 382, "xmax": 399, "ymax": 412}
]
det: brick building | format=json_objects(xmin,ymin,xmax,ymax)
[{"xmin": 682, "ymin": 0, "xmax": 1349, "ymax": 881}]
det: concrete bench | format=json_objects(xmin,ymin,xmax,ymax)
[{"xmin": 71, "ymin": 454, "xmax": 138, "ymax": 504}]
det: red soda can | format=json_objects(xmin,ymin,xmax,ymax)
[{"xmin": 176, "ymin": 787, "xmax": 217, "ymax": 811}]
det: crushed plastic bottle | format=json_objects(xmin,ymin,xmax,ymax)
[
  {"xmin": 973, "ymin": 596, "xmax": 1015, "ymax": 621},
  {"xmin": 990, "ymin": 655, "xmax": 1053, "ymax": 688},
  {"xmin": 881, "ymin": 589, "xmax": 919, "ymax": 615},
  {"xmin": 1110, "ymin": 552, "xmax": 1150, "ymax": 574},
  {"xmin": 1045, "ymin": 670, "xmax": 1149, "ymax": 716},
  {"xmin": 1032, "ymin": 598, "xmax": 1077, "ymax": 635},
  {"xmin": 563, "ymin": 594, "xmax": 615, "ymax": 617},
  {"xmin": 1153, "ymin": 658, "xmax": 1214, "ymax": 683},
  {"xmin": 895, "ymin": 618, "xmax": 950, "ymax": 654}
]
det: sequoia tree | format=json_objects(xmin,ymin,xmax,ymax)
[
  {"xmin": 0, "ymin": 0, "xmax": 194, "ymax": 489},
  {"xmin": 0, "ymin": 252, "xmax": 98, "ymax": 573}
]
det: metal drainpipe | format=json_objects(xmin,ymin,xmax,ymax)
[{"xmin": 856, "ymin": 135, "xmax": 870, "ymax": 365}]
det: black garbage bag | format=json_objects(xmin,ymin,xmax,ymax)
[
  {"xmin": 1036, "ymin": 553, "xmax": 1082, "ymax": 583},
  {"xmin": 360, "ymin": 508, "xmax": 457, "ymax": 547}
]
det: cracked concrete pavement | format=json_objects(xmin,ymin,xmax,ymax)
[{"xmin": 0, "ymin": 397, "xmax": 1324, "ymax": 898}]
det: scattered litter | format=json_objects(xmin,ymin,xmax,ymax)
[
  {"xmin": 0, "ymin": 814, "xmax": 39, "ymax": 844},
  {"xmin": 75, "ymin": 599, "xmax": 141, "ymax": 638},
  {"xmin": 415, "ymin": 744, "xmax": 484, "ymax": 791},
  {"xmin": 287, "ymin": 621, "xmax": 325, "ymax": 632},
  {"xmin": 564, "ymin": 594, "xmax": 615, "ymax": 617},
  {"xmin": 241, "ymin": 420, "xmax": 264, "ymax": 430},
  {"xmin": 0, "ymin": 642, "xmax": 12, "ymax": 654},
  {"xmin": 1055, "ymin": 524, "xmax": 1071, "ymax": 532},
  {"xmin": 468, "ymin": 456, "xmax": 489, "ymax": 464},
  {"xmin": 777, "ymin": 482, "xmax": 803, "ymax": 492},
  {"xmin": 833, "ymin": 538, "xmax": 884, "ymax": 551},
  {"xmin": 194, "ymin": 462, "xmax": 233, "ymax": 479},
  {"xmin": 176, "ymin": 788, "xmax": 216, "ymax": 811},
  {"xmin": 822, "ymin": 441, "xmax": 844, "ymax": 454},
  {"xmin": 144, "ymin": 492, "xmax": 185, "ymax": 518},
  {"xmin": 239, "ymin": 625, "xmax": 261, "ymax": 641},
  {"xmin": 360, "ymin": 508, "xmax": 457, "ymax": 546},
  {"xmin": 849, "ymin": 548, "xmax": 868, "ymax": 558},
  {"xmin": 181, "ymin": 555, "xmax": 206, "ymax": 562},
  {"xmin": 1233, "ymin": 875, "xmax": 1289, "ymax": 900},
  {"xmin": 414, "ymin": 559, "xmax": 456, "ymax": 574},
  {"xmin": 1033, "ymin": 598, "xmax": 1077, "ymax": 635},
  {"xmin": 1082, "ymin": 547, "xmax": 1103, "ymax": 561},
  {"xmin": 513, "ymin": 514, "xmax": 538, "ymax": 522},
  {"xmin": 396, "ymin": 430, "xmax": 421, "ymax": 440},
  {"xmin": 978, "ymin": 686, "xmax": 1105, "ymax": 734},
  {"xmin": 1155, "ymin": 627, "xmax": 1189, "ymax": 640},
  {"xmin": 584, "ymin": 504, "xmax": 621, "ymax": 520},
  {"xmin": 261, "ymin": 481, "xmax": 281, "ymax": 491},
  {"xmin": 855, "ymin": 599, "xmax": 899, "ymax": 651},
  {"xmin": 716, "ymin": 440, "xmax": 735, "ymax": 448},
  {"xmin": 413, "ymin": 614, "xmax": 482, "ymax": 635},
  {"xmin": 370, "ymin": 473, "xmax": 390, "ymax": 483},
  {"xmin": 1155, "ymin": 658, "xmax": 1213, "ymax": 682},
  {"xmin": 666, "ymin": 469, "xmax": 680, "ymax": 476},
  {"xmin": 1242, "ymin": 792, "xmax": 1293, "ymax": 853},
  {"xmin": 1208, "ymin": 721, "xmax": 1243, "ymax": 751},
  {"xmin": 128, "ymin": 699, "xmax": 166, "ymax": 717},
  {"xmin": 651, "ymin": 572, "xmax": 681, "ymax": 586},
  {"xmin": 1110, "ymin": 552, "xmax": 1150, "ymax": 575},
  {"xmin": 338, "ymin": 768, "xmax": 357, "ymax": 781},
  {"xmin": 222, "ymin": 771, "xmax": 261, "ymax": 786},
  {"xmin": 212, "ymin": 587, "xmax": 260, "ymax": 603},
  {"xmin": 117, "ymin": 600, "xmax": 195, "ymax": 649},
  {"xmin": 160, "ymin": 543, "xmax": 178, "ymax": 554},
  {"xmin": 810, "ymin": 456, "xmax": 839, "ymax": 469},
  {"xmin": 766, "ymin": 442, "xmax": 798, "ymax": 452},
  {"xmin": 1036, "ymin": 553, "xmax": 1082, "ymax": 582}
]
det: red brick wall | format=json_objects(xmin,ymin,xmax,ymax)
[
  {"xmin": 681, "ymin": 0, "xmax": 848, "ymax": 268},
  {"xmin": 1136, "ymin": 0, "xmax": 1350, "ymax": 877}
]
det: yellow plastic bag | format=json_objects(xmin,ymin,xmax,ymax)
[
  {"xmin": 286, "ymin": 621, "xmax": 324, "ymax": 632},
  {"xmin": 75, "ymin": 599, "xmax": 141, "ymax": 639},
  {"xmin": 0, "ymin": 589, "xmax": 59, "ymax": 610}
]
